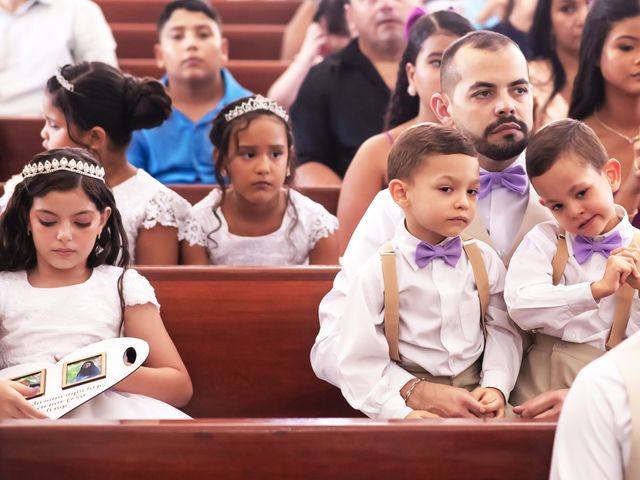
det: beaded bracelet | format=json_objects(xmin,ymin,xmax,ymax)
[{"xmin": 403, "ymin": 378, "xmax": 423, "ymax": 404}]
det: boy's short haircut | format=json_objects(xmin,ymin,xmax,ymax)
[
  {"xmin": 387, "ymin": 122, "xmax": 477, "ymax": 181},
  {"xmin": 440, "ymin": 31, "xmax": 519, "ymax": 97},
  {"xmin": 157, "ymin": 0, "xmax": 222, "ymax": 35},
  {"xmin": 526, "ymin": 119, "xmax": 609, "ymax": 178},
  {"xmin": 313, "ymin": 0, "xmax": 349, "ymax": 36}
]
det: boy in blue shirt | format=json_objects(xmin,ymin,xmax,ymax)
[{"xmin": 127, "ymin": 0, "xmax": 252, "ymax": 184}]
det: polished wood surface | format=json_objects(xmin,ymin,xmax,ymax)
[
  {"xmin": 0, "ymin": 117, "xmax": 43, "ymax": 180},
  {"xmin": 98, "ymin": 0, "xmax": 300, "ymax": 25},
  {"xmin": 113, "ymin": 23, "xmax": 285, "ymax": 59},
  {"xmin": 138, "ymin": 266, "xmax": 353, "ymax": 418},
  {"xmin": 0, "ymin": 418, "xmax": 556, "ymax": 480}
]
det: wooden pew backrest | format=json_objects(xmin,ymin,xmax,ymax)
[
  {"xmin": 98, "ymin": 0, "xmax": 300, "ymax": 25},
  {"xmin": 138, "ymin": 266, "xmax": 354, "ymax": 418},
  {"xmin": 113, "ymin": 23, "xmax": 284, "ymax": 60},
  {"xmin": 0, "ymin": 117, "xmax": 42, "ymax": 180},
  {"xmin": 0, "ymin": 419, "xmax": 556, "ymax": 480},
  {"xmin": 119, "ymin": 58, "xmax": 288, "ymax": 96}
]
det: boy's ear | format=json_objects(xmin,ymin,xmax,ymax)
[
  {"xmin": 603, "ymin": 158, "xmax": 622, "ymax": 192},
  {"xmin": 154, "ymin": 43, "xmax": 165, "ymax": 70},
  {"xmin": 431, "ymin": 93, "xmax": 453, "ymax": 127},
  {"xmin": 220, "ymin": 37, "xmax": 229, "ymax": 64},
  {"xmin": 389, "ymin": 178, "xmax": 410, "ymax": 207}
]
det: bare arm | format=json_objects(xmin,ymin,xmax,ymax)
[
  {"xmin": 293, "ymin": 162, "xmax": 342, "ymax": 188},
  {"xmin": 180, "ymin": 241, "xmax": 210, "ymax": 265},
  {"xmin": 135, "ymin": 225, "xmax": 180, "ymax": 265},
  {"xmin": 337, "ymin": 135, "xmax": 390, "ymax": 253},
  {"xmin": 309, "ymin": 232, "xmax": 339, "ymax": 265},
  {"xmin": 280, "ymin": 0, "xmax": 317, "ymax": 61},
  {"xmin": 115, "ymin": 303, "xmax": 193, "ymax": 407}
]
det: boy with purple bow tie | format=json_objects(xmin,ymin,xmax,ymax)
[
  {"xmin": 337, "ymin": 123, "xmax": 523, "ymax": 420},
  {"xmin": 505, "ymin": 119, "xmax": 640, "ymax": 406}
]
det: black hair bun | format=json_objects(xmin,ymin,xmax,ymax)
[{"xmin": 123, "ymin": 76, "xmax": 172, "ymax": 131}]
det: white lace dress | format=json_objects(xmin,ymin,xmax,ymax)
[
  {"xmin": 179, "ymin": 188, "xmax": 338, "ymax": 265},
  {"xmin": 0, "ymin": 265, "xmax": 190, "ymax": 419},
  {"xmin": 112, "ymin": 169, "xmax": 191, "ymax": 263}
]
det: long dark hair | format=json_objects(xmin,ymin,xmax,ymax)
[
  {"xmin": 385, "ymin": 10, "xmax": 473, "ymax": 129},
  {"xmin": 208, "ymin": 96, "xmax": 298, "ymax": 252},
  {"xmin": 569, "ymin": 0, "xmax": 640, "ymax": 120},
  {"xmin": 0, "ymin": 148, "xmax": 130, "ymax": 271},
  {"xmin": 47, "ymin": 62, "xmax": 172, "ymax": 150},
  {"xmin": 529, "ymin": 0, "xmax": 567, "ymax": 112}
]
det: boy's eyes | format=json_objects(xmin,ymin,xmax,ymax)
[
  {"xmin": 468, "ymin": 188, "xmax": 479, "ymax": 196},
  {"xmin": 551, "ymin": 204, "xmax": 563, "ymax": 212},
  {"xmin": 438, "ymin": 186, "xmax": 453, "ymax": 193}
]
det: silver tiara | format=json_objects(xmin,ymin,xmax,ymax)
[
  {"xmin": 56, "ymin": 66, "xmax": 74, "ymax": 92},
  {"xmin": 224, "ymin": 95, "xmax": 289, "ymax": 122},
  {"xmin": 22, "ymin": 157, "xmax": 106, "ymax": 183}
]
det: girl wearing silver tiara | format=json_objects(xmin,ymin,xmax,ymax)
[
  {"xmin": 180, "ymin": 95, "xmax": 339, "ymax": 265},
  {"xmin": 0, "ymin": 148, "xmax": 192, "ymax": 419},
  {"xmin": 39, "ymin": 62, "xmax": 191, "ymax": 264}
]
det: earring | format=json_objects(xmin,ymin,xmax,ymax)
[
  {"xmin": 286, "ymin": 167, "xmax": 291, "ymax": 177},
  {"xmin": 407, "ymin": 84, "xmax": 416, "ymax": 97}
]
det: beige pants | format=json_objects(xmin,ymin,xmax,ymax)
[
  {"xmin": 401, "ymin": 360, "xmax": 481, "ymax": 391},
  {"xmin": 510, "ymin": 333, "xmax": 603, "ymax": 406}
]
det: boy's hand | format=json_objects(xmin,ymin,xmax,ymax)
[
  {"xmin": 611, "ymin": 246, "xmax": 640, "ymax": 289},
  {"xmin": 404, "ymin": 409, "xmax": 439, "ymax": 420},
  {"xmin": 471, "ymin": 387, "xmax": 506, "ymax": 418},
  {"xmin": 591, "ymin": 253, "xmax": 638, "ymax": 300},
  {"xmin": 403, "ymin": 380, "xmax": 485, "ymax": 418},
  {"xmin": 0, "ymin": 380, "xmax": 47, "ymax": 419},
  {"xmin": 513, "ymin": 389, "xmax": 568, "ymax": 420}
]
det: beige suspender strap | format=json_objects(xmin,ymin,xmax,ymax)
[
  {"xmin": 380, "ymin": 242, "xmax": 401, "ymax": 362},
  {"xmin": 461, "ymin": 234, "xmax": 489, "ymax": 337},
  {"xmin": 606, "ymin": 231, "xmax": 640, "ymax": 350},
  {"xmin": 610, "ymin": 333, "xmax": 640, "ymax": 480},
  {"xmin": 380, "ymin": 237, "xmax": 489, "ymax": 362},
  {"xmin": 551, "ymin": 229, "xmax": 569, "ymax": 286}
]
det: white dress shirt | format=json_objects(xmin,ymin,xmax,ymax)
[
  {"xmin": 0, "ymin": 0, "xmax": 117, "ymax": 116},
  {"xmin": 311, "ymin": 155, "xmax": 551, "ymax": 387},
  {"xmin": 477, "ymin": 153, "xmax": 530, "ymax": 259},
  {"xmin": 336, "ymin": 223, "xmax": 522, "ymax": 419},
  {"xmin": 505, "ymin": 206, "xmax": 640, "ymax": 350},
  {"xmin": 550, "ymin": 348, "xmax": 632, "ymax": 480}
]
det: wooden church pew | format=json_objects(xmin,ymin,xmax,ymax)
[
  {"xmin": 98, "ymin": 0, "xmax": 301, "ymax": 25},
  {"xmin": 113, "ymin": 22, "xmax": 285, "ymax": 60},
  {"xmin": 119, "ymin": 58, "xmax": 288, "ymax": 95},
  {"xmin": 0, "ymin": 117, "xmax": 43, "ymax": 180},
  {"xmin": 0, "ymin": 418, "xmax": 556, "ymax": 480},
  {"xmin": 138, "ymin": 266, "xmax": 354, "ymax": 418}
]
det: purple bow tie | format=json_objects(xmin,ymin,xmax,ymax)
[
  {"xmin": 573, "ymin": 231, "xmax": 623, "ymax": 264},
  {"xmin": 478, "ymin": 165, "xmax": 528, "ymax": 199},
  {"xmin": 415, "ymin": 237, "xmax": 462, "ymax": 268}
]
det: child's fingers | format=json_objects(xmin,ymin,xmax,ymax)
[
  {"xmin": 17, "ymin": 401, "xmax": 47, "ymax": 419},
  {"xmin": 470, "ymin": 388, "xmax": 485, "ymax": 401}
]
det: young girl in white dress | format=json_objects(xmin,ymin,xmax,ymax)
[
  {"xmin": 0, "ymin": 148, "xmax": 192, "ymax": 419},
  {"xmin": 179, "ymin": 95, "xmax": 339, "ymax": 265},
  {"xmin": 41, "ymin": 62, "xmax": 191, "ymax": 264}
]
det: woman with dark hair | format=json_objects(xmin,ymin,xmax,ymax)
[
  {"xmin": 569, "ymin": 0, "xmax": 640, "ymax": 221},
  {"xmin": 335, "ymin": 10, "xmax": 473, "ymax": 252},
  {"xmin": 528, "ymin": 0, "xmax": 588, "ymax": 131}
]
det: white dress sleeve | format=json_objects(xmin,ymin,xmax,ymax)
[
  {"xmin": 178, "ymin": 191, "xmax": 218, "ymax": 247},
  {"xmin": 290, "ymin": 190, "xmax": 338, "ymax": 248},
  {"xmin": 122, "ymin": 269, "xmax": 160, "ymax": 310},
  {"xmin": 140, "ymin": 188, "xmax": 191, "ymax": 231}
]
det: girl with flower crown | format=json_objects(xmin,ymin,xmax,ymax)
[
  {"xmin": 0, "ymin": 147, "xmax": 192, "ymax": 419},
  {"xmin": 37, "ymin": 62, "xmax": 191, "ymax": 265},
  {"xmin": 179, "ymin": 95, "xmax": 339, "ymax": 265}
]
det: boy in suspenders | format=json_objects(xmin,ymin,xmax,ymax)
[
  {"xmin": 337, "ymin": 123, "xmax": 522, "ymax": 420},
  {"xmin": 550, "ymin": 330, "xmax": 640, "ymax": 480},
  {"xmin": 505, "ymin": 119, "xmax": 640, "ymax": 406}
]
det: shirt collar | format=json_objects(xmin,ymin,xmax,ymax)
[
  {"xmin": 393, "ymin": 219, "xmax": 461, "ymax": 271},
  {"xmin": 565, "ymin": 205, "xmax": 633, "ymax": 256}
]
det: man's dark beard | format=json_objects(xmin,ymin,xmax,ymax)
[{"xmin": 466, "ymin": 116, "xmax": 529, "ymax": 162}]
